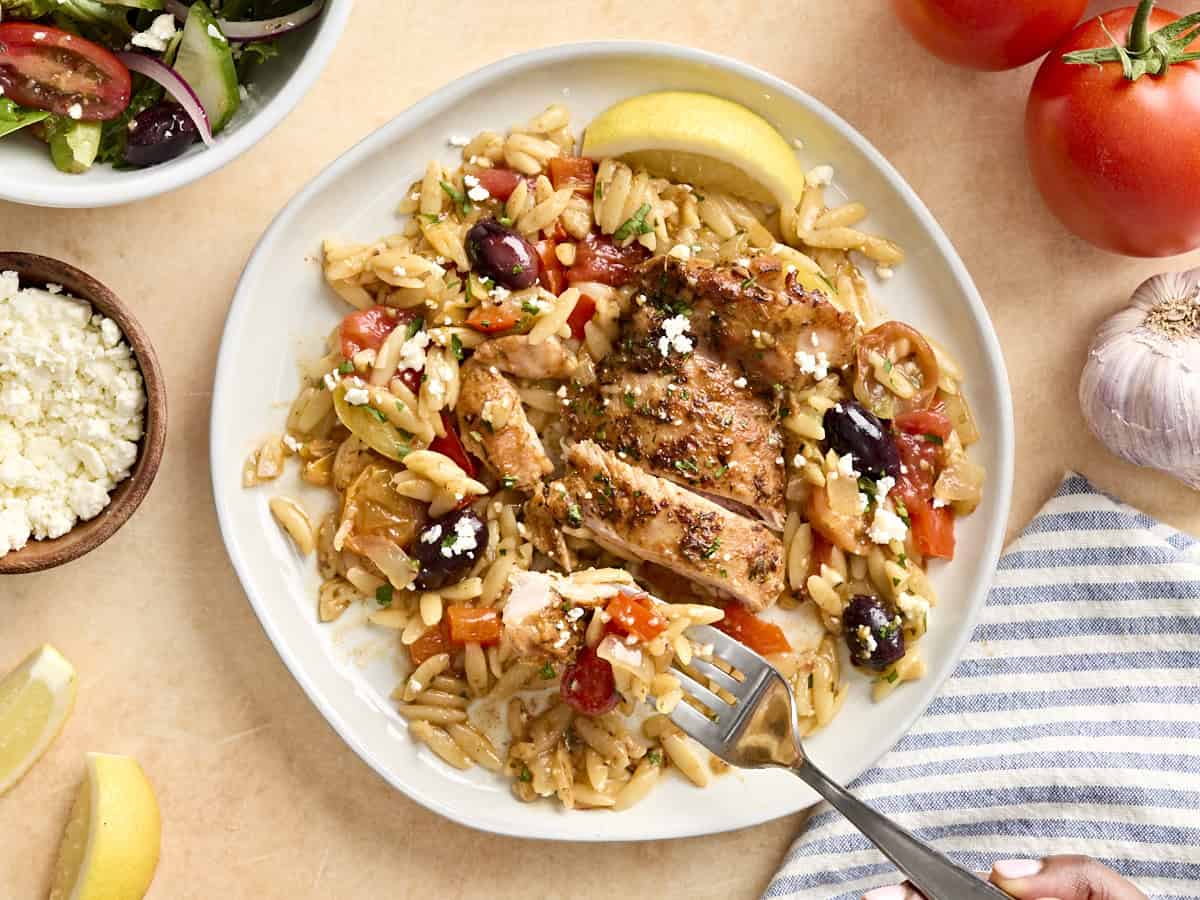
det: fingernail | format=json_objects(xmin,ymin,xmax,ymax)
[
  {"xmin": 992, "ymin": 859, "xmax": 1044, "ymax": 880},
  {"xmin": 863, "ymin": 886, "xmax": 909, "ymax": 900}
]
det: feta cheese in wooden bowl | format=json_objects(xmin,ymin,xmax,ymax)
[{"xmin": 0, "ymin": 253, "xmax": 166, "ymax": 574}]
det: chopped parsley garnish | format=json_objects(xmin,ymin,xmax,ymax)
[
  {"xmin": 897, "ymin": 553, "xmax": 908, "ymax": 567},
  {"xmin": 498, "ymin": 216, "xmax": 513, "ymax": 226},
  {"xmin": 406, "ymin": 316, "xmax": 424, "ymax": 339},
  {"xmin": 338, "ymin": 360, "xmax": 354, "ymax": 374},
  {"xmin": 892, "ymin": 577, "xmax": 902, "ymax": 587},
  {"xmin": 623, "ymin": 391, "xmax": 636, "ymax": 409},
  {"xmin": 612, "ymin": 203, "xmax": 653, "ymax": 241},
  {"xmin": 376, "ymin": 585, "xmax": 394, "ymax": 607},
  {"xmin": 450, "ymin": 334, "xmax": 464, "ymax": 362},
  {"xmin": 365, "ymin": 406, "xmax": 387, "ymax": 423},
  {"xmin": 717, "ymin": 567, "xmax": 729, "ymax": 579},
  {"xmin": 419, "ymin": 212, "xmax": 441, "ymax": 223},
  {"xmin": 594, "ymin": 182, "xmax": 604, "ymax": 201},
  {"xmin": 673, "ymin": 459, "xmax": 699, "ymax": 475},
  {"xmin": 512, "ymin": 264, "xmax": 524, "ymax": 275},
  {"xmin": 501, "ymin": 476, "xmax": 518, "ymax": 490},
  {"xmin": 883, "ymin": 670, "xmax": 899, "ymax": 684},
  {"xmin": 883, "ymin": 358, "xmax": 895, "ymax": 373},
  {"xmin": 519, "ymin": 766, "xmax": 533, "ymax": 782},
  {"xmin": 923, "ymin": 433, "xmax": 944, "ymax": 445},
  {"xmin": 895, "ymin": 500, "xmax": 911, "ymax": 527},
  {"xmin": 740, "ymin": 275, "xmax": 756, "ymax": 289},
  {"xmin": 857, "ymin": 476, "xmax": 877, "ymax": 498},
  {"xmin": 701, "ymin": 537, "xmax": 721, "ymax": 560},
  {"xmin": 439, "ymin": 180, "xmax": 471, "ymax": 215},
  {"xmin": 566, "ymin": 503, "xmax": 583, "ymax": 527},
  {"xmin": 538, "ymin": 662, "xmax": 556, "ymax": 680},
  {"xmin": 592, "ymin": 472, "xmax": 614, "ymax": 499},
  {"xmin": 646, "ymin": 750, "xmax": 663, "ymax": 766},
  {"xmin": 521, "ymin": 299, "xmax": 542, "ymax": 315}
]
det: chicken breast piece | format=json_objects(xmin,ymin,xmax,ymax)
[
  {"xmin": 472, "ymin": 334, "xmax": 578, "ymax": 380},
  {"xmin": 565, "ymin": 347, "xmax": 786, "ymax": 530},
  {"xmin": 546, "ymin": 441, "xmax": 785, "ymax": 611},
  {"xmin": 456, "ymin": 360, "xmax": 552, "ymax": 491},
  {"xmin": 524, "ymin": 488, "xmax": 575, "ymax": 572},
  {"xmin": 502, "ymin": 568, "xmax": 633, "ymax": 657},
  {"xmin": 636, "ymin": 256, "xmax": 859, "ymax": 388}
]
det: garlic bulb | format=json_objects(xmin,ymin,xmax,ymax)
[{"xmin": 1079, "ymin": 269, "xmax": 1200, "ymax": 489}]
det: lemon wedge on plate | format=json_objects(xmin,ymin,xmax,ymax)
[
  {"xmin": 49, "ymin": 753, "xmax": 161, "ymax": 900},
  {"xmin": 581, "ymin": 91, "xmax": 808, "ymax": 215},
  {"xmin": 0, "ymin": 644, "xmax": 77, "ymax": 797}
]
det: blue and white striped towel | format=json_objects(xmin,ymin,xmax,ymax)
[{"xmin": 765, "ymin": 473, "xmax": 1200, "ymax": 900}]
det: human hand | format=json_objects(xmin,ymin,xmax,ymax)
[{"xmin": 862, "ymin": 855, "xmax": 1149, "ymax": 899}]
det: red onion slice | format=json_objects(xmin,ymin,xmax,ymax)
[
  {"xmin": 164, "ymin": 0, "xmax": 325, "ymax": 42},
  {"xmin": 116, "ymin": 52, "xmax": 214, "ymax": 147}
]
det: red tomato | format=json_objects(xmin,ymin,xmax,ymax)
[
  {"xmin": 474, "ymin": 168, "xmax": 523, "ymax": 202},
  {"xmin": 894, "ymin": 431, "xmax": 940, "ymax": 498},
  {"xmin": 907, "ymin": 495, "xmax": 956, "ymax": 559},
  {"xmin": 533, "ymin": 240, "xmax": 565, "ymax": 295},
  {"xmin": 428, "ymin": 413, "xmax": 476, "ymax": 478},
  {"xmin": 0, "ymin": 24, "xmax": 132, "ymax": 120},
  {"xmin": 566, "ymin": 293, "xmax": 597, "ymax": 340},
  {"xmin": 1027, "ymin": 4, "xmax": 1200, "ymax": 256},
  {"xmin": 445, "ymin": 606, "xmax": 501, "ymax": 644},
  {"xmin": 560, "ymin": 646, "xmax": 618, "ymax": 716},
  {"xmin": 408, "ymin": 623, "xmax": 451, "ymax": 667},
  {"xmin": 549, "ymin": 156, "xmax": 596, "ymax": 196},
  {"xmin": 605, "ymin": 592, "xmax": 668, "ymax": 642},
  {"xmin": 891, "ymin": 0, "xmax": 1086, "ymax": 70},
  {"xmin": 712, "ymin": 604, "xmax": 792, "ymax": 656},
  {"xmin": 894, "ymin": 407, "xmax": 954, "ymax": 441},
  {"xmin": 465, "ymin": 298, "xmax": 522, "ymax": 334},
  {"xmin": 893, "ymin": 432, "xmax": 956, "ymax": 560},
  {"xmin": 340, "ymin": 306, "xmax": 400, "ymax": 359},
  {"xmin": 566, "ymin": 234, "xmax": 650, "ymax": 287}
]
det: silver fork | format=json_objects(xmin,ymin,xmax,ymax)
[{"xmin": 667, "ymin": 624, "xmax": 1010, "ymax": 900}]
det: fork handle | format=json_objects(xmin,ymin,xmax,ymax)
[{"xmin": 790, "ymin": 757, "xmax": 1013, "ymax": 899}]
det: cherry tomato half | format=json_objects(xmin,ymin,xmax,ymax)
[
  {"xmin": 560, "ymin": 646, "xmax": 618, "ymax": 716},
  {"xmin": 891, "ymin": 0, "xmax": 1087, "ymax": 70},
  {"xmin": 0, "ymin": 24, "xmax": 131, "ymax": 120}
]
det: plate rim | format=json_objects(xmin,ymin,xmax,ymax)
[{"xmin": 210, "ymin": 39, "xmax": 1015, "ymax": 841}]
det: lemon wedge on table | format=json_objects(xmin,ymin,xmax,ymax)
[
  {"xmin": 581, "ymin": 91, "xmax": 808, "ymax": 215},
  {"xmin": 49, "ymin": 752, "xmax": 161, "ymax": 900},
  {"xmin": 0, "ymin": 643, "xmax": 76, "ymax": 796}
]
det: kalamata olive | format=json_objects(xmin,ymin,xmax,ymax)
[
  {"xmin": 411, "ymin": 508, "xmax": 487, "ymax": 590},
  {"xmin": 843, "ymin": 595, "xmax": 905, "ymax": 671},
  {"xmin": 466, "ymin": 219, "xmax": 540, "ymax": 289},
  {"xmin": 123, "ymin": 103, "xmax": 198, "ymax": 168},
  {"xmin": 822, "ymin": 400, "xmax": 901, "ymax": 479}
]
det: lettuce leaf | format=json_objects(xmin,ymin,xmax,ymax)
[{"xmin": 0, "ymin": 99, "xmax": 50, "ymax": 140}]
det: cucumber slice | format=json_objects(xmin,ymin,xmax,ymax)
[
  {"xmin": 97, "ymin": 0, "xmax": 165, "ymax": 9},
  {"xmin": 47, "ymin": 120, "xmax": 101, "ymax": 175},
  {"xmin": 172, "ymin": 2, "xmax": 240, "ymax": 134}
]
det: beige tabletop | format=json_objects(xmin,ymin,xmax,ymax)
[{"xmin": 3, "ymin": 1, "xmax": 1199, "ymax": 897}]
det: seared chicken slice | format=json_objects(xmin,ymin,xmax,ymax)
[
  {"xmin": 565, "ymin": 348, "xmax": 785, "ymax": 530},
  {"xmin": 456, "ymin": 360, "xmax": 552, "ymax": 492},
  {"xmin": 523, "ymin": 488, "xmax": 576, "ymax": 572},
  {"xmin": 636, "ymin": 256, "xmax": 859, "ymax": 387},
  {"xmin": 546, "ymin": 441, "xmax": 784, "ymax": 612},
  {"xmin": 472, "ymin": 334, "xmax": 578, "ymax": 380},
  {"xmin": 502, "ymin": 569, "xmax": 633, "ymax": 657}
]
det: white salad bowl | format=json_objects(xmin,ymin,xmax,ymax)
[
  {"xmin": 0, "ymin": 0, "xmax": 352, "ymax": 209},
  {"xmin": 211, "ymin": 42, "xmax": 1015, "ymax": 841}
]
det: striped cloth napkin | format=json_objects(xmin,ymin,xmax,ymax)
[{"xmin": 765, "ymin": 473, "xmax": 1200, "ymax": 900}]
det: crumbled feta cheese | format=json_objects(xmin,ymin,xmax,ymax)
[
  {"xmin": 792, "ymin": 453, "xmax": 803, "ymax": 468},
  {"xmin": 447, "ymin": 135, "xmax": 470, "ymax": 147},
  {"xmin": 282, "ymin": 434, "xmax": 301, "ymax": 453},
  {"xmin": 66, "ymin": 103, "xmax": 82, "ymax": 121},
  {"xmin": 488, "ymin": 284, "xmax": 511, "ymax": 301},
  {"xmin": 396, "ymin": 328, "xmax": 430, "ymax": 372},
  {"xmin": 441, "ymin": 515, "xmax": 478, "ymax": 558},
  {"xmin": 420, "ymin": 524, "xmax": 443, "ymax": 545},
  {"xmin": 869, "ymin": 506, "xmax": 908, "ymax": 545},
  {"xmin": 876, "ymin": 476, "xmax": 896, "ymax": 503},
  {"xmin": 667, "ymin": 244, "xmax": 692, "ymax": 260},
  {"xmin": 130, "ymin": 13, "xmax": 177, "ymax": 52},
  {"xmin": 806, "ymin": 164, "xmax": 835, "ymax": 187},
  {"xmin": 837, "ymin": 453, "xmax": 858, "ymax": 479},
  {"xmin": 657, "ymin": 314, "xmax": 693, "ymax": 357},
  {"xmin": 810, "ymin": 332, "xmax": 820, "ymax": 348},
  {"xmin": 323, "ymin": 370, "xmax": 340, "ymax": 392},
  {"xmin": 33, "ymin": 31, "xmax": 47, "ymax": 40},
  {"xmin": 932, "ymin": 497, "xmax": 949, "ymax": 509},
  {"xmin": 876, "ymin": 266, "xmax": 895, "ymax": 281},
  {"xmin": 343, "ymin": 386, "xmax": 370, "ymax": 406},
  {"xmin": 392, "ymin": 265, "xmax": 407, "ymax": 277},
  {"xmin": 733, "ymin": 376, "xmax": 748, "ymax": 389},
  {"xmin": 775, "ymin": 456, "xmax": 785, "ymax": 466},
  {"xmin": 856, "ymin": 624, "xmax": 878, "ymax": 655},
  {"xmin": 794, "ymin": 349, "xmax": 830, "ymax": 380},
  {"xmin": 0, "ymin": 272, "xmax": 145, "ymax": 556},
  {"xmin": 897, "ymin": 591, "xmax": 930, "ymax": 623},
  {"xmin": 857, "ymin": 491, "xmax": 870, "ymax": 513},
  {"xmin": 463, "ymin": 174, "xmax": 490, "ymax": 202}
]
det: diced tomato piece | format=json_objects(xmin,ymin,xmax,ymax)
[
  {"xmin": 549, "ymin": 157, "xmax": 596, "ymax": 197},
  {"xmin": 560, "ymin": 646, "xmax": 619, "ymax": 716},
  {"xmin": 893, "ymin": 431, "xmax": 940, "ymax": 500},
  {"xmin": 566, "ymin": 234, "xmax": 650, "ymax": 287},
  {"xmin": 473, "ymin": 167, "xmax": 523, "ymax": 202},
  {"xmin": 408, "ymin": 622, "xmax": 451, "ymax": 667},
  {"xmin": 605, "ymin": 592, "xmax": 668, "ymax": 642},
  {"xmin": 446, "ymin": 606, "xmax": 502, "ymax": 645},
  {"xmin": 894, "ymin": 407, "xmax": 954, "ymax": 442},
  {"xmin": 533, "ymin": 240, "xmax": 566, "ymax": 296},
  {"xmin": 339, "ymin": 306, "xmax": 404, "ymax": 360},
  {"xmin": 566, "ymin": 293, "xmax": 597, "ymax": 341},
  {"xmin": 907, "ymin": 498, "xmax": 956, "ymax": 560},
  {"xmin": 465, "ymin": 295, "xmax": 523, "ymax": 334},
  {"xmin": 428, "ymin": 413, "xmax": 476, "ymax": 478},
  {"xmin": 712, "ymin": 604, "xmax": 792, "ymax": 656}
]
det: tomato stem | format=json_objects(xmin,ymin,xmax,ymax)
[{"xmin": 1128, "ymin": 0, "xmax": 1155, "ymax": 55}]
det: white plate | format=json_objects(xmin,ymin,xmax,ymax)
[
  {"xmin": 211, "ymin": 42, "xmax": 1014, "ymax": 841},
  {"xmin": 0, "ymin": 0, "xmax": 352, "ymax": 209}
]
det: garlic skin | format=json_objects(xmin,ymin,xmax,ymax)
[{"xmin": 1079, "ymin": 269, "xmax": 1200, "ymax": 490}]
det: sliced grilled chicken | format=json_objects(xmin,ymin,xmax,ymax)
[
  {"xmin": 524, "ymin": 488, "xmax": 576, "ymax": 572},
  {"xmin": 456, "ymin": 360, "xmax": 552, "ymax": 492},
  {"xmin": 546, "ymin": 441, "xmax": 784, "ymax": 611},
  {"xmin": 636, "ymin": 256, "xmax": 859, "ymax": 388},
  {"xmin": 472, "ymin": 334, "xmax": 578, "ymax": 380},
  {"xmin": 565, "ymin": 347, "xmax": 785, "ymax": 529},
  {"xmin": 502, "ymin": 569, "xmax": 631, "ymax": 657}
]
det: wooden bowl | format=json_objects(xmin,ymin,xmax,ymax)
[{"xmin": 0, "ymin": 253, "xmax": 167, "ymax": 574}]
